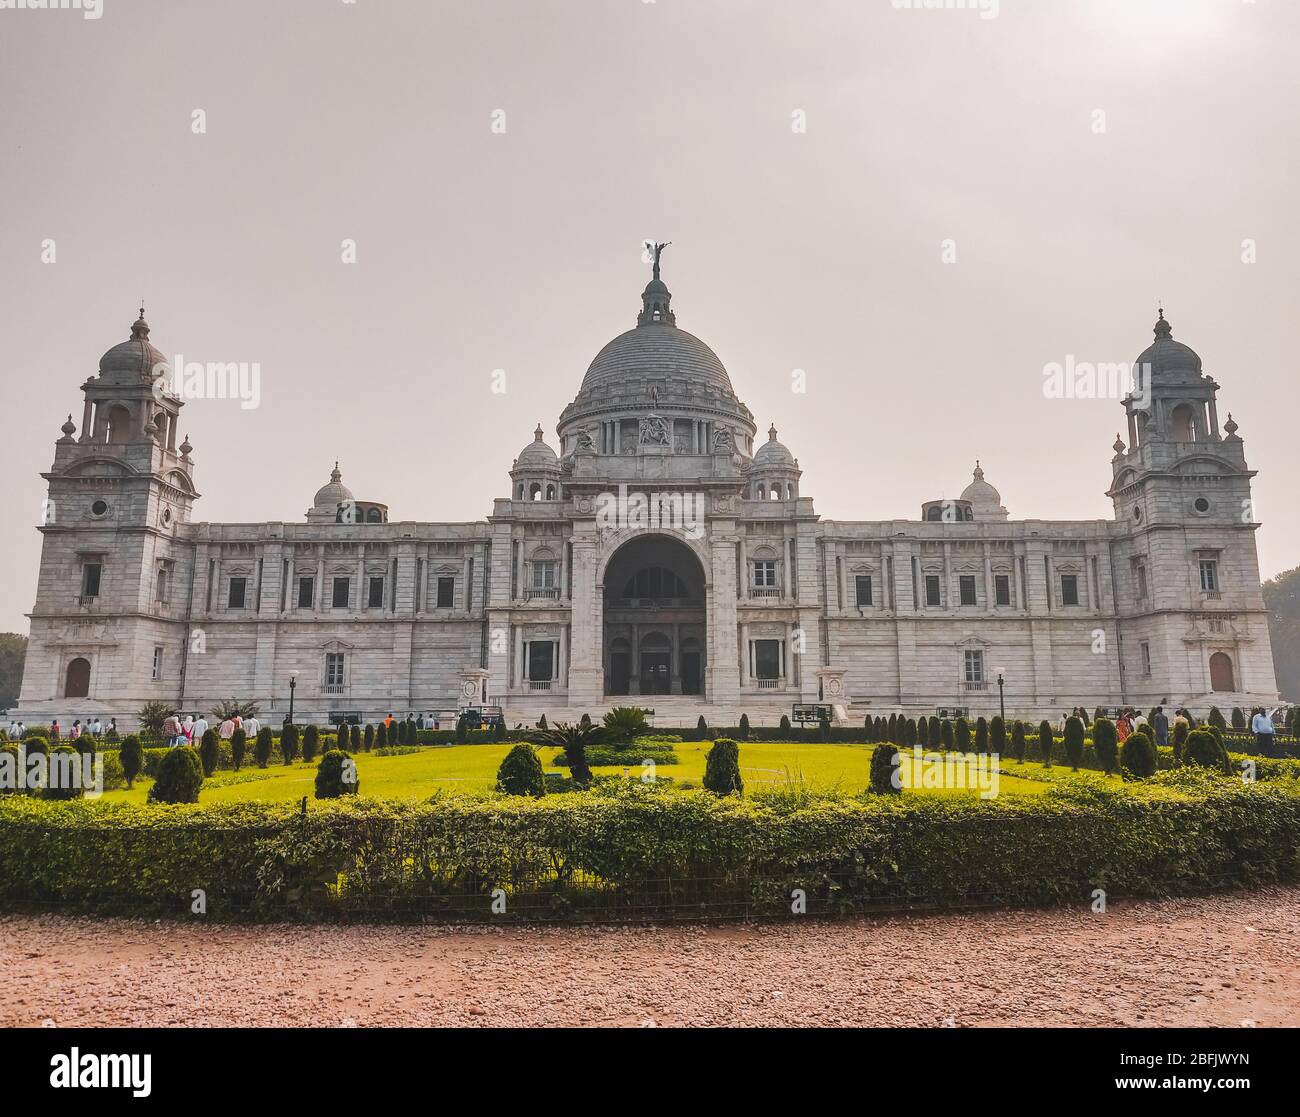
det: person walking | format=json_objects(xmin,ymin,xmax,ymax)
[
  {"xmin": 191, "ymin": 713, "xmax": 208, "ymax": 744},
  {"xmin": 1252, "ymin": 707, "xmax": 1277, "ymax": 758},
  {"xmin": 1152, "ymin": 706, "xmax": 1169, "ymax": 748},
  {"xmin": 218, "ymin": 716, "xmax": 236, "ymax": 741},
  {"xmin": 1116, "ymin": 711, "xmax": 1132, "ymax": 743},
  {"xmin": 243, "ymin": 714, "xmax": 260, "ymax": 739},
  {"xmin": 181, "ymin": 714, "xmax": 194, "ymax": 743},
  {"xmin": 69, "ymin": 720, "xmax": 83, "ymax": 742},
  {"xmin": 161, "ymin": 712, "xmax": 181, "ymax": 747}
]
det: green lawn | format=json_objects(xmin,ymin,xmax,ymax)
[{"xmin": 98, "ymin": 740, "xmax": 1052, "ymax": 804}]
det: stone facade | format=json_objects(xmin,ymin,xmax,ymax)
[{"xmin": 15, "ymin": 277, "xmax": 1280, "ymax": 730}]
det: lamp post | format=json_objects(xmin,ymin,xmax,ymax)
[
  {"xmin": 287, "ymin": 669, "xmax": 299, "ymax": 726},
  {"xmin": 995, "ymin": 667, "xmax": 1006, "ymax": 725}
]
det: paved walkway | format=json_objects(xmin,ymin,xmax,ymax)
[{"xmin": 3, "ymin": 888, "xmax": 1297, "ymax": 1027}]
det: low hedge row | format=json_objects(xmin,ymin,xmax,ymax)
[{"xmin": 1, "ymin": 772, "xmax": 1296, "ymax": 920}]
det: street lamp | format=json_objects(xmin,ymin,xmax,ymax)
[
  {"xmin": 287, "ymin": 669, "xmax": 299, "ymax": 725},
  {"xmin": 995, "ymin": 667, "xmax": 1006, "ymax": 725}
]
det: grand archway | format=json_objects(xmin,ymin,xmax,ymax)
[{"xmin": 602, "ymin": 535, "xmax": 707, "ymax": 697}]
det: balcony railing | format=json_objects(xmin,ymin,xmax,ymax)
[
  {"xmin": 525, "ymin": 587, "xmax": 559, "ymax": 601},
  {"xmin": 749, "ymin": 586, "xmax": 781, "ymax": 599},
  {"xmin": 961, "ymin": 680, "xmax": 988, "ymax": 692},
  {"xmin": 755, "ymin": 678, "xmax": 783, "ymax": 689},
  {"xmin": 527, "ymin": 680, "xmax": 553, "ymax": 692},
  {"xmin": 323, "ymin": 684, "xmax": 346, "ymax": 695}
]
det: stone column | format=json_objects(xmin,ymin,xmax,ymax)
[{"xmin": 565, "ymin": 526, "xmax": 604, "ymax": 707}]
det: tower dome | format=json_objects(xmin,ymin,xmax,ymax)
[
  {"xmin": 515, "ymin": 424, "xmax": 558, "ymax": 467},
  {"xmin": 1134, "ymin": 309, "xmax": 1202, "ymax": 378},
  {"xmin": 312, "ymin": 462, "xmax": 354, "ymax": 512},
  {"xmin": 97, "ymin": 307, "xmax": 167, "ymax": 383},
  {"xmin": 753, "ymin": 423, "xmax": 795, "ymax": 467},
  {"xmin": 959, "ymin": 461, "xmax": 1009, "ymax": 520}
]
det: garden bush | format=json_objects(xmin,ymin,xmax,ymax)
[
  {"xmin": 1093, "ymin": 718, "xmax": 1119, "ymax": 775},
  {"xmin": 738, "ymin": 713, "xmax": 751, "ymax": 742},
  {"xmin": 302, "ymin": 724, "xmax": 320, "ymax": 763},
  {"xmin": 350, "ymin": 724, "xmax": 362, "ymax": 751},
  {"xmin": 990, "ymin": 716, "xmax": 1005, "ymax": 757},
  {"xmin": 869, "ymin": 744, "xmax": 900, "ymax": 795},
  {"xmin": 976, "ymin": 717, "xmax": 989, "ymax": 754},
  {"xmin": 703, "ymin": 738, "xmax": 743, "ymax": 796},
  {"xmin": 230, "ymin": 728, "xmax": 247, "ymax": 771},
  {"xmin": 1038, "ymin": 721, "xmax": 1053, "ymax": 766},
  {"xmin": 955, "ymin": 717, "xmax": 971, "ymax": 753},
  {"xmin": 314, "ymin": 750, "xmax": 359, "ymax": 800},
  {"xmin": 198, "ymin": 729, "xmax": 220, "ymax": 777},
  {"xmin": 1011, "ymin": 721, "xmax": 1026, "ymax": 763},
  {"xmin": 496, "ymin": 744, "xmax": 546, "ymax": 797},
  {"xmin": 1064, "ymin": 717, "xmax": 1085, "ymax": 770},
  {"xmin": 119, "ymin": 735, "xmax": 144, "ymax": 789},
  {"xmin": 44, "ymin": 746, "xmax": 83, "ymax": 801},
  {"xmin": 281, "ymin": 723, "xmax": 299, "ymax": 764},
  {"xmin": 1120, "ymin": 730, "xmax": 1158, "ymax": 778},
  {"xmin": 1183, "ymin": 729, "xmax": 1230, "ymax": 774},
  {"xmin": 603, "ymin": 707, "xmax": 650, "ymax": 746},
  {"xmin": 147, "ymin": 747, "xmax": 204, "ymax": 804},
  {"xmin": 254, "ymin": 727, "xmax": 273, "ymax": 769}
]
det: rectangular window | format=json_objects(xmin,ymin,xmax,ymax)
[
  {"xmin": 1140, "ymin": 640, "xmax": 1152, "ymax": 677},
  {"xmin": 297, "ymin": 577, "xmax": 314, "ymax": 609},
  {"xmin": 994, "ymin": 574, "xmax": 1011, "ymax": 607},
  {"xmin": 532, "ymin": 562, "xmax": 556, "ymax": 590},
  {"xmin": 752, "ymin": 639, "xmax": 783, "ymax": 680},
  {"xmin": 1060, "ymin": 574, "xmax": 1080, "ymax": 606},
  {"xmin": 325, "ymin": 652, "xmax": 345, "ymax": 690},
  {"xmin": 855, "ymin": 575, "xmax": 873, "ymax": 607},
  {"xmin": 1136, "ymin": 564, "xmax": 1149, "ymax": 600},
  {"xmin": 436, "ymin": 576, "xmax": 455, "ymax": 608},
  {"xmin": 151, "ymin": 645, "xmax": 163, "ymax": 681},
  {"xmin": 332, "ymin": 577, "xmax": 350, "ymax": 609},
  {"xmin": 753, "ymin": 560, "xmax": 777, "ymax": 588},
  {"xmin": 959, "ymin": 575, "xmax": 977, "ymax": 606},
  {"xmin": 1199, "ymin": 559, "xmax": 1219, "ymax": 593},
  {"xmin": 925, "ymin": 574, "xmax": 941, "ymax": 607},
  {"xmin": 367, "ymin": 576, "xmax": 384, "ymax": 609},
  {"xmin": 81, "ymin": 562, "xmax": 102, "ymax": 600},
  {"xmin": 156, "ymin": 565, "xmax": 171, "ymax": 603},
  {"xmin": 963, "ymin": 649, "xmax": 984, "ymax": 685},
  {"xmin": 527, "ymin": 641, "xmax": 554, "ymax": 682},
  {"xmin": 228, "ymin": 577, "xmax": 247, "ymax": 609}
]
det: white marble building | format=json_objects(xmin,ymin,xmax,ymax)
[{"xmin": 16, "ymin": 254, "xmax": 1279, "ymax": 728}]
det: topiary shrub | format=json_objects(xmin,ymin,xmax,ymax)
[
  {"xmin": 281, "ymin": 723, "xmax": 299, "ymax": 764},
  {"xmin": 375, "ymin": 722, "xmax": 388, "ymax": 748},
  {"xmin": 738, "ymin": 713, "xmax": 751, "ymax": 741},
  {"xmin": 1120, "ymin": 730, "xmax": 1158, "ymax": 778},
  {"xmin": 1173, "ymin": 719, "xmax": 1189, "ymax": 761},
  {"xmin": 1011, "ymin": 720, "xmax": 1026, "ymax": 763},
  {"xmin": 869, "ymin": 743, "xmax": 901, "ymax": 795},
  {"xmin": 230, "ymin": 727, "xmax": 247, "ymax": 771},
  {"xmin": 119, "ymin": 734, "xmax": 144, "ymax": 788},
  {"xmin": 780, "ymin": 714, "xmax": 792, "ymax": 735},
  {"xmin": 314, "ymin": 750, "xmax": 359, "ymax": 799},
  {"xmin": 1208, "ymin": 706, "xmax": 1227, "ymax": 731},
  {"xmin": 1038, "ymin": 720, "xmax": 1053, "ymax": 766},
  {"xmin": 990, "ymin": 716, "xmax": 1006, "ymax": 757},
  {"xmin": 818, "ymin": 715, "xmax": 830, "ymax": 743},
  {"xmin": 254, "ymin": 726, "xmax": 273, "ymax": 769},
  {"xmin": 916, "ymin": 716, "xmax": 929, "ymax": 748},
  {"xmin": 1093, "ymin": 717, "xmax": 1119, "ymax": 775},
  {"xmin": 975, "ymin": 717, "xmax": 989, "ymax": 754},
  {"xmin": 364, "ymin": 724, "xmax": 375, "ymax": 752},
  {"xmin": 45, "ymin": 746, "xmax": 83, "ymax": 800},
  {"xmin": 148, "ymin": 746, "xmax": 204, "ymax": 804},
  {"xmin": 1064, "ymin": 716, "xmax": 1085, "ymax": 770},
  {"xmin": 454, "ymin": 716, "xmax": 467, "ymax": 744},
  {"xmin": 496, "ymin": 743, "xmax": 546, "ymax": 797},
  {"xmin": 1231, "ymin": 707, "xmax": 1247, "ymax": 730},
  {"xmin": 302, "ymin": 724, "xmax": 320, "ymax": 762},
  {"xmin": 940, "ymin": 719, "xmax": 954, "ymax": 750},
  {"xmin": 703, "ymin": 738, "xmax": 743, "ymax": 796},
  {"xmin": 1182, "ymin": 729, "xmax": 1229, "ymax": 773},
  {"xmin": 696, "ymin": 714, "xmax": 708, "ymax": 737},
  {"xmin": 537, "ymin": 713, "xmax": 548, "ymax": 730},
  {"xmin": 928, "ymin": 716, "xmax": 941, "ymax": 748},
  {"xmin": 198, "ymin": 729, "xmax": 219, "ymax": 777},
  {"xmin": 887, "ymin": 713, "xmax": 898, "ymax": 742},
  {"xmin": 955, "ymin": 717, "xmax": 971, "ymax": 753},
  {"xmin": 350, "ymin": 724, "xmax": 361, "ymax": 751}
]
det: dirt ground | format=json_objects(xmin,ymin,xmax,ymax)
[{"xmin": 3, "ymin": 888, "xmax": 1297, "ymax": 1027}]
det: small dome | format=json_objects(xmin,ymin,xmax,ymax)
[
  {"xmin": 960, "ymin": 461, "xmax": 1008, "ymax": 519},
  {"xmin": 313, "ymin": 461, "xmax": 354, "ymax": 511},
  {"xmin": 515, "ymin": 424, "xmax": 558, "ymax": 468},
  {"xmin": 98, "ymin": 308, "xmax": 167, "ymax": 382},
  {"xmin": 1134, "ymin": 310, "xmax": 1202, "ymax": 378},
  {"xmin": 753, "ymin": 423, "xmax": 794, "ymax": 467}
]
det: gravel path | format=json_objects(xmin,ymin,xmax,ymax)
[{"xmin": 4, "ymin": 888, "xmax": 1298, "ymax": 1027}]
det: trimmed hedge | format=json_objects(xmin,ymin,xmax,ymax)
[{"xmin": 1, "ymin": 773, "xmax": 1297, "ymax": 920}]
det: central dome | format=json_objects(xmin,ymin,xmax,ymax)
[{"xmin": 578, "ymin": 325, "xmax": 735, "ymax": 398}]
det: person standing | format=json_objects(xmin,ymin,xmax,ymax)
[
  {"xmin": 1251, "ymin": 707, "xmax": 1277, "ymax": 758},
  {"xmin": 218, "ymin": 716, "xmax": 236, "ymax": 741},
  {"xmin": 1152, "ymin": 706, "xmax": 1169, "ymax": 748},
  {"xmin": 191, "ymin": 713, "xmax": 208, "ymax": 744},
  {"xmin": 243, "ymin": 713, "xmax": 260, "ymax": 739}
]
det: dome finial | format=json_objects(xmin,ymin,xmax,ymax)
[
  {"xmin": 330, "ymin": 460, "xmax": 342, "ymax": 482},
  {"xmin": 650, "ymin": 240, "xmax": 671, "ymax": 282},
  {"xmin": 637, "ymin": 241, "xmax": 676, "ymax": 327},
  {"xmin": 131, "ymin": 303, "xmax": 150, "ymax": 341},
  {"xmin": 1154, "ymin": 306, "xmax": 1172, "ymax": 340},
  {"xmin": 768, "ymin": 423, "xmax": 778, "ymax": 441},
  {"xmin": 534, "ymin": 423, "xmax": 544, "ymax": 442},
  {"xmin": 973, "ymin": 459, "xmax": 984, "ymax": 481}
]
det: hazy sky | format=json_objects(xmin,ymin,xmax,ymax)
[{"xmin": 1, "ymin": 0, "xmax": 1297, "ymax": 633}]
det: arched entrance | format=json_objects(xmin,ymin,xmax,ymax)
[
  {"xmin": 65, "ymin": 657, "xmax": 91, "ymax": 698},
  {"xmin": 602, "ymin": 534, "xmax": 707, "ymax": 697},
  {"xmin": 1209, "ymin": 651, "xmax": 1235, "ymax": 692}
]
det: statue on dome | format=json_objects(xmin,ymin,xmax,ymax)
[{"xmin": 650, "ymin": 241, "xmax": 671, "ymax": 281}]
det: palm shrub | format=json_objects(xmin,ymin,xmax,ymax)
[
  {"xmin": 738, "ymin": 713, "xmax": 751, "ymax": 741},
  {"xmin": 302, "ymin": 724, "xmax": 320, "ymax": 763},
  {"xmin": 496, "ymin": 743, "xmax": 546, "ymax": 797},
  {"xmin": 703, "ymin": 738, "xmax": 743, "ymax": 796},
  {"xmin": 45, "ymin": 746, "xmax": 83, "ymax": 801},
  {"xmin": 1010, "ymin": 720, "xmax": 1026, "ymax": 763},
  {"xmin": 1039, "ymin": 720, "xmax": 1053, "ymax": 766},
  {"xmin": 210, "ymin": 698, "xmax": 261, "ymax": 723},
  {"xmin": 1120, "ymin": 727, "xmax": 1158, "ymax": 778},
  {"xmin": 230, "ymin": 728, "xmax": 247, "ymax": 771},
  {"xmin": 603, "ymin": 707, "xmax": 650, "ymax": 746},
  {"xmin": 1064, "ymin": 716, "xmax": 1085, "ymax": 770},
  {"xmin": 314, "ymin": 749, "xmax": 359, "ymax": 799},
  {"xmin": 990, "ymin": 716, "xmax": 1006, "ymax": 757},
  {"xmin": 975, "ymin": 717, "xmax": 989, "ymax": 754},
  {"xmin": 955, "ymin": 717, "xmax": 971, "ymax": 753},
  {"xmin": 148, "ymin": 746, "xmax": 203, "ymax": 804},
  {"xmin": 136, "ymin": 701, "xmax": 172, "ymax": 738},
  {"xmin": 534, "ymin": 721, "xmax": 604, "ymax": 786},
  {"xmin": 254, "ymin": 726, "xmax": 273, "ymax": 768},
  {"xmin": 1093, "ymin": 717, "xmax": 1119, "ymax": 775},
  {"xmin": 198, "ymin": 729, "xmax": 219, "ymax": 777},
  {"xmin": 364, "ymin": 724, "xmax": 375, "ymax": 752},
  {"xmin": 281, "ymin": 723, "xmax": 299, "ymax": 764},
  {"xmin": 580, "ymin": 713, "xmax": 592, "ymax": 728},
  {"xmin": 119, "ymin": 734, "xmax": 144, "ymax": 788},
  {"xmin": 1182, "ymin": 729, "xmax": 1229, "ymax": 773},
  {"xmin": 870, "ymin": 743, "xmax": 901, "ymax": 795}
]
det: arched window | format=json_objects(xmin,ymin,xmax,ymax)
[
  {"xmin": 65, "ymin": 657, "xmax": 91, "ymax": 698},
  {"xmin": 1171, "ymin": 403, "xmax": 1197, "ymax": 443},
  {"xmin": 529, "ymin": 482, "xmax": 542, "ymax": 501},
  {"xmin": 787, "ymin": 483, "xmax": 795, "ymax": 500},
  {"xmin": 1208, "ymin": 652, "xmax": 1235, "ymax": 692},
  {"xmin": 106, "ymin": 404, "xmax": 131, "ymax": 444},
  {"xmin": 366, "ymin": 507, "xmax": 382, "ymax": 523},
  {"xmin": 622, "ymin": 567, "xmax": 689, "ymax": 599},
  {"xmin": 545, "ymin": 484, "xmax": 556, "ymax": 501}
]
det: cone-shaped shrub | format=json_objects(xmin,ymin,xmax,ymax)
[
  {"xmin": 1208, "ymin": 706, "xmax": 1227, "ymax": 731},
  {"xmin": 975, "ymin": 717, "xmax": 989, "ymax": 754},
  {"xmin": 818, "ymin": 715, "xmax": 831, "ymax": 743},
  {"xmin": 1173, "ymin": 719, "xmax": 1189, "ymax": 761},
  {"xmin": 314, "ymin": 749, "xmax": 359, "ymax": 799},
  {"xmin": 916, "ymin": 716, "xmax": 929, "ymax": 748},
  {"xmin": 198, "ymin": 729, "xmax": 219, "ymax": 777},
  {"xmin": 454, "ymin": 715, "xmax": 467, "ymax": 743},
  {"xmin": 1093, "ymin": 717, "xmax": 1119, "ymax": 775},
  {"xmin": 281, "ymin": 723, "xmax": 299, "ymax": 764},
  {"xmin": 1064, "ymin": 716, "xmax": 1085, "ymax": 770},
  {"xmin": 44, "ymin": 746, "xmax": 83, "ymax": 800},
  {"xmin": 990, "ymin": 716, "xmax": 1006, "ymax": 757},
  {"xmin": 1183, "ymin": 728, "xmax": 1229, "ymax": 772},
  {"xmin": 870, "ymin": 743, "xmax": 901, "ymax": 795},
  {"xmin": 230, "ymin": 727, "xmax": 246, "ymax": 771},
  {"xmin": 888, "ymin": 713, "xmax": 898, "ymax": 742},
  {"xmin": 1231, "ymin": 707, "xmax": 1246, "ymax": 730},
  {"xmin": 696, "ymin": 715, "xmax": 708, "ymax": 737},
  {"xmin": 496, "ymin": 743, "xmax": 546, "ymax": 797},
  {"xmin": 254, "ymin": 726, "xmax": 273, "ymax": 768},
  {"xmin": 703, "ymin": 737, "xmax": 743, "ymax": 795},
  {"xmin": 1011, "ymin": 720, "xmax": 1026, "ymax": 763},
  {"xmin": 1121, "ymin": 729, "xmax": 1158, "ymax": 777},
  {"xmin": 955, "ymin": 717, "xmax": 971, "ymax": 753},
  {"xmin": 363, "ymin": 724, "xmax": 375, "ymax": 752},
  {"xmin": 738, "ymin": 713, "xmax": 751, "ymax": 741},
  {"xmin": 927, "ymin": 716, "xmax": 940, "ymax": 747},
  {"xmin": 537, "ymin": 713, "xmax": 548, "ymax": 730},
  {"xmin": 302, "ymin": 724, "xmax": 319, "ymax": 762},
  {"xmin": 148, "ymin": 746, "xmax": 203, "ymax": 804},
  {"xmin": 1039, "ymin": 720, "xmax": 1053, "ymax": 766},
  {"xmin": 119, "ymin": 734, "xmax": 144, "ymax": 788},
  {"xmin": 375, "ymin": 722, "xmax": 388, "ymax": 748},
  {"xmin": 941, "ymin": 719, "xmax": 954, "ymax": 750},
  {"xmin": 780, "ymin": 714, "xmax": 792, "ymax": 735},
  {"xmin": 350, "ymin": 724, "xmax": 361, "ymax": 751}
]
